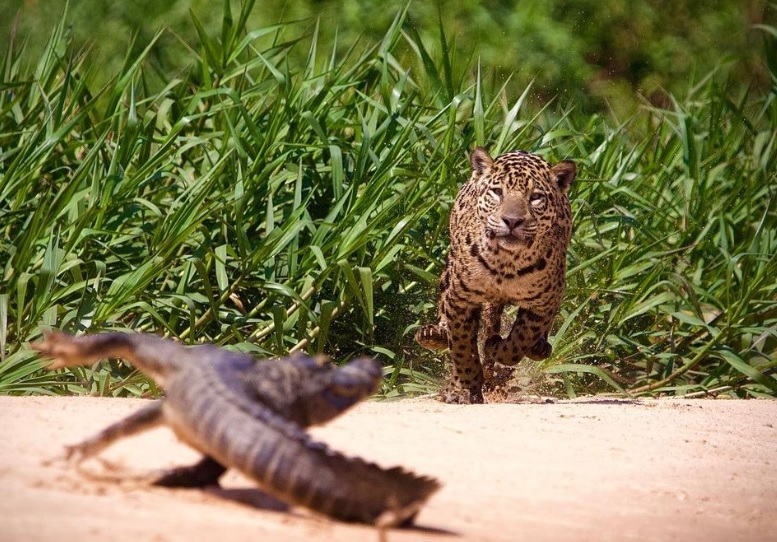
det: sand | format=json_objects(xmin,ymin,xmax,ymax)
[{"xmin": 1, "ymin": 395, "xmax": 775, "ymax": 542}]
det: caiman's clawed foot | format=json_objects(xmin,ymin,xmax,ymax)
[
  {"xmin": 31, "ymin": 331, "xmax": 133, "ymax": 369},
  {"xmin": 31, "ymin": 332, "xmax": 91, "ymax": 369},
  {"xmin": 62, "ymin": 442, "xmax": 91, "ymax": 465}
]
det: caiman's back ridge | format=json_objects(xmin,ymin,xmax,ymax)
[{"xmin": 32, "ymin": 331, "xmax": 440, "ymax": 527}]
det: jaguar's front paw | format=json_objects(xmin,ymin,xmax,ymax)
[
  {"xmin": 415, "ymin": 324, "xmax": 449, "ymax": 351},
  {"xmin": 438, "ymin": 380, "xmax": 484, "ymax": 404},
  {"xmin": 526, "ymin": 338, "xmax": 552, "ymax": 360},
  {"xmin": 484, "ymin": 334, "xmax": 506, "ymax": 361}
]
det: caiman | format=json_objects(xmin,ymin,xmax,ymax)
[{"xmin": 32, "ymin": 331, "xmax": 440, "ymax": 527}]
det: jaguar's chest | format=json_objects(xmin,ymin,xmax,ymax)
[{"xmin": 449, "ymin": 233, "xmax": 566, "ymax": 303}]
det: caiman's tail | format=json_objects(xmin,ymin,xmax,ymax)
[{"xmin": 166, "ymin": 367, "xmax": 441, "ymax": 527}]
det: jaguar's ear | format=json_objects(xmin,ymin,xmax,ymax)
[
  {"xmin": 470, "ymin": 147, "xmax": 494, "ymax": 176},
  {"xmin": 551, "ymin": 160, "xmax": 576, "ymax": 193}
]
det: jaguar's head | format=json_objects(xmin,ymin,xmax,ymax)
[{"xmin": 470, "ymin": 147, "xmax": 576, "ymax": 252}]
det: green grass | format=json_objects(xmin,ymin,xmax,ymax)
[{"xmin": 1, "ymin": 5, "xmax": 775, "ymax": 398}]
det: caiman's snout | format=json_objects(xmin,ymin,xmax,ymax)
[{"xmin": 335, "ymin": 357, "xmax": 383, "ymax": 394}]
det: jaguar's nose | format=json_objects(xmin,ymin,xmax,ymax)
[{"xmin": 501, "ymin": 215, "xmax": 525, "ymax": 230}]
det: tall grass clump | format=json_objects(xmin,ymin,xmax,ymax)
[
  {"xmin": 551, "ymin": 84, "xmax": 777, "ymax": 398},
  {"xmin": 1, "ymin": 4, "xmax": 775, "ymax": 398}
]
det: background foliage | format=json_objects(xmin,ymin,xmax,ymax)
[
  {"xmin": 2, "ymin": 0, "xmax": 772, "ymax": 115},
  {"xmin": 1, "ymin": 1, "xmax": 775, "ymax": 397}
]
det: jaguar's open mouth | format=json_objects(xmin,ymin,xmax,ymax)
[
  {"xmin": 498, "ymin": 234, "xmax": 530, "ymax": 248},
  {"xmin": 486, "ymin": 229, "xmax": 534, "ymax": 250}
]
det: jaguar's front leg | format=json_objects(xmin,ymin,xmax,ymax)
[
  {"xmin": 416, "ymin": 261, "xmax": 454, "ymax": 351},
  {"xmin": 484, "ymin": 308, "xmax": 554, "ymax": 366},
  {"xmin": 479, "ymin": 302, "xmax": 511, "ymax": 390},
  {"xmin": 481, "ymin": 302, "xmax": 504, "ymax": 338},
  {"xmin": 440, "ymin": 304, "xmax": 483, "ymax": 404}
]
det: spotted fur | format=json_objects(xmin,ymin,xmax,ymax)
[{"xmin": 416, "ymin": 148, "xmax": 576, "ymax": 404}]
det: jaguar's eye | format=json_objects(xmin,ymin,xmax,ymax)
[
  {"xmin": 529, "ymin": 192, "xmax": 546, "ymax": 206},
  {"xmin": 489, "ymin": 187, "xmax": 503, "ymax": 199}
]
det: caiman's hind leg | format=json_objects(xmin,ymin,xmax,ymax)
[
  {"xmin": 154, "ymin": 456, "xmax": 227, "ymax": 488},
  {"xmin": 31, "ymin": 331, "xmax": 135, "ymax": 371},
  {"xmin": 60, "ymin": 401, "xmax": 226, "ymax": 487},
  {"xmin": 32, "ymin": 330, "xmax": 187, "ymax": 385},
  {"xmin": 33, "ymin": 332, "xmax": 224, "ymax": 486}
]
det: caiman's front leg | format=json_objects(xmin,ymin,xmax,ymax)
[
  {"xmin": 484, "ymin": 308, "xmax": 554, "ymax": 366},
  {"xmin": 64, "ymin": 401, "xmax": 165, "ymax": 463},
  {"xmin": 440, "ymin": 304, "xmax": 483, "ymax": 404},
  {"xmin": 32, "ymin": 332, "xmax": 175, "ymax": 463}
]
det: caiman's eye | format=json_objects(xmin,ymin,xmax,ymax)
[
  {"xmin": 489, "ymin": 187, "xmax": 503, "ymax": 199},
  {"xmin": 529, "ymin": 192, "xmax": 546, "ymax": 206}
]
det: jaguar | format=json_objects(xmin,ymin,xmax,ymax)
[{"xmin": 416, "ymin": 147, "xmax": 576, "ymax": 404}]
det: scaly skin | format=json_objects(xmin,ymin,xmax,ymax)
[{"xmin": 32, "ymin": 331, "xmax": 440, "ymax": 527}]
